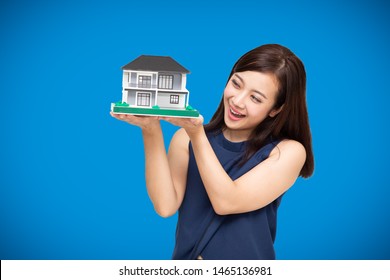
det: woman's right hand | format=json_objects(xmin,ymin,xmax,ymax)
[{"xmin": 110, "ymin": 112, "xmax": 160, "ymax": 131}]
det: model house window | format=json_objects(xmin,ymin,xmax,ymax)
[
  {"xmin": 170, "ymin": 95, "xmax": 179, "ymax": 104},
  {"xmin": 137, "ymin": 92, "xmax": 151, "ymax": 106},
  {"xmin": 138, "ymin": 75, "xmax": 151, "ymax": 88},
  {"xmin": 158, "ymin": 75, "xmax": 173, "ymax": 89}
]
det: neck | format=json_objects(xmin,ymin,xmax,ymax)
[{"xmin": 222, "ymin": 128, "xmax": 252, "ymax": 142}]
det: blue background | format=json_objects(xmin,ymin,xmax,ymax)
[{"xmin": 1, "ymin": 0, "xmax": 389, "ymax": 260}]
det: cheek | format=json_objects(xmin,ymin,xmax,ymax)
[
  {"xmin": 246, "ymin": 105, "xmax": 269, "ymax": 121},
  {"xmin": 223, "ymin": 89, "xmax": 231, "ymax": 108},
  {"xmin": 223, "ymin": 84, "xmax": 235, "ymax": 99}
]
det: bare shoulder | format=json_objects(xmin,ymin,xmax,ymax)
[
  {"xmin": 169, "ymin": 128, "xmax": 190, "ymax": 150},
  {"xmin": 172, "ymin": 128, "xmax": 190, "ymax": 143},
  {"xmin": 269, "ymin": 139, "xmax": 306, "ymax": 167}
]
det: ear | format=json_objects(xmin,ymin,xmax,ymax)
[{"xmin": 269, "ymin": 104, "xmax": 284, "ymax": 118}]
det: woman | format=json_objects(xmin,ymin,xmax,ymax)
[{"xmin": 111, "ymin": 44, "xmax": 314, "ymax": 260}]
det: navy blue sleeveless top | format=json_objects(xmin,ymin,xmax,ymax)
[{"xmin": 172, "ymin": 131, "xmax": 282, "ymax": 260}]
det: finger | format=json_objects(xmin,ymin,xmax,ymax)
[
  {"xmin": 159, "ymin": 116, "xmax": 171, "ymax": 121},
  {"xmin": 110, "ymin": 112, "xmax": 120, "ymax": 118},
  {"xmin": 190, "ymin": 115, "xmax": 204, "ymax": 125},
  {"xmin": 110, "ymin": 112, "xmax": 125, "ymax": 120}
]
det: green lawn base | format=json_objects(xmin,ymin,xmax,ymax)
[{"xmin": 111, "ymin": 103, "xmax": 200, "ymax": 118}]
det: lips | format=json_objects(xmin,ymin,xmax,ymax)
[{"xmin": 228, "ymin": 106, "xmax": 246, "ymax": 120}]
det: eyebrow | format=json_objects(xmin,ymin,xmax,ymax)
[{"xmin": 234, "ymin": 73, "xmax": 268, "ymax": 99}]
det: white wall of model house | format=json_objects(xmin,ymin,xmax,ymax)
[{"xmin": 121, "ymin": 70, "xmax": 188, "ymax": 109}]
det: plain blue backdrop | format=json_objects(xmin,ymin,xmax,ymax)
[{"xmin": 1, "ymin": 0, "xmax": 389, "ymax": 259}]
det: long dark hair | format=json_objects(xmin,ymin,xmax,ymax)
[{"xmin": 205, "ymin": 44, "xmax": 314, "ymax": 178}]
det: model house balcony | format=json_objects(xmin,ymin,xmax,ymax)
[
  {"xmin": 123, "ymin": 82, "xmax": 158, "ymax": 89},
  {"xmin": 123, "ymin": 82, "xmax": 188, "ymax": 93}
]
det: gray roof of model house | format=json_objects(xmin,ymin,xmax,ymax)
[{"xmin": 121, "ymin": 55, "xmax": 190, "ymax": 73}]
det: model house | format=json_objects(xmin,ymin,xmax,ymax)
[
  {"xmin": 122, "ymin": 55, "xmax": 190, "ymax": 109},
  {"xmin": 111, "ymin": 55, "xmax": 198, "ymax": 117}
]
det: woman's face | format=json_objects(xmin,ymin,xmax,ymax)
[{"xmin": 223, "ymin": 71, "xmax": 280, "ymax": 141}]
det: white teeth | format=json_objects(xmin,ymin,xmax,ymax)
[{"xmin": 230, "ymin": 108, "xmax": 244, "ymax": 117}]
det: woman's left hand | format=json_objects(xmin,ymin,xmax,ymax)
[{"xmin": 160, "ymin": 115, "xmax": 204, "ymax": 138}]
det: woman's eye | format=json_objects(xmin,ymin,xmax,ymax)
[
  {"xmin": 232, "ymin": 79, "xmax": 240, "ymax": 88},
  {"xmin": 251, "ymin": 95, "xmax": 261, "ymax": 103}
]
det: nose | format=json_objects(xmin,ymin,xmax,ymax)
[{"xmin": 232, "ymin": 91, "xmax": 246, "ymax": 109}]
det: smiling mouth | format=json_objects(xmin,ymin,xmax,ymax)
[{"xmin": 229, "ymin": 107, "xmax": 246, "ymax": 118}]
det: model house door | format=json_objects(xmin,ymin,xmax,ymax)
[{"xmin": 136, "ymin": 92, "xmax": 151, "ymax": 107}]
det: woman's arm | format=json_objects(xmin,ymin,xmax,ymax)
[
  {"xmin": 191, "ymin": 130, "xmax": 306, "ymax": 215},
  {"xmin": 162, "ymin": 116, "xmax": 306, "ymax": 215},
  {"xmin": 111, "ymin": 113, "xmax": 189, "ymax": 217},
  {"xmin": 143, "ymin": 127, "xmax": 189, "ymax": 217}
]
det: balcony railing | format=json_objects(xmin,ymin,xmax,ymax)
[
  {"xmin": 123, "ymin": 83, "xmax": 187, "ymax": 92},
  {"xmin": 124, "ymin": 83, "xmax": 158, "ymax": 89}
]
